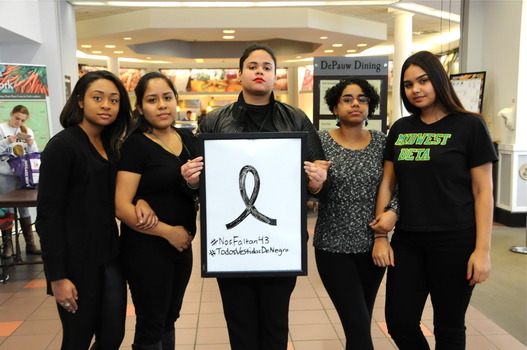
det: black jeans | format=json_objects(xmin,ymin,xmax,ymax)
[
  {"xmin": 385, "ymin": 229, "xmax": 476, "ymax": 350},
  {"xmin": 315, "ymin": 249, "xmax": 385, "ymax": 350},
  {"xmin": 124, "ymin": 244, "xmax": 192, "ymax": 346},
  {"xmin": 217, "ymin": 276, "xmax": 297, "ymax": 350},
  {"xmin": 57, "ymin": 258, "xmax": 127, "ymax": 350}
]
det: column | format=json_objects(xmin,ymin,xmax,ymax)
[
  {"xmin": 107, "ymin": 57, "xmax": 120, "ymax": 76},
  {"xmin": 390, "ymin": 9, "xmax": 414, "ymax": 125}
]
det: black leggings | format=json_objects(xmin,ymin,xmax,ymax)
[
  {"xmin": 315, "ymin": 249, "xmax": 386, "ymax": 350},
  {"xmin": 57, "ymin": 258, "xmax": 127, "ymax": 350},
  {"xmin": 385, "ymin": 229, "xmax": 476, "ymax": 350}
]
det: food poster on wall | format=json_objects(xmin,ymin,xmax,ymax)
[
  {"xmin": 300, "ymin": 65, "xmax": 314, "ymax": 91},
  {"xmin": 120, "ymin": 68, "xmax": 145, "ymax": 93},
  {"xmin": 161, "ymin": 68, "xmax": 289, "ymax": 93},
  {"xmin": 78, "ymin": 64, "xmax": 107, "ymax": 77},
  {"xmin": 0, "ymin": 63, "xmax": 51, "ymax": 148},
  {"xmin": 189, "ymin": 69, "xmax": 242, "ymax": 92}
]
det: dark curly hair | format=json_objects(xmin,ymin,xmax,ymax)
[{"xmin": 324, "ymin": 78, "xmax": 380, "ymax": 126}]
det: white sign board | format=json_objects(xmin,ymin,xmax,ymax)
[{"xmin": 199, "ymin": 133, "xmax": 307, "ymax": 277}]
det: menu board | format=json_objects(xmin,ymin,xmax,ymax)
[{"xmin": 450, "ymin": 72, "xmax": 486, "ymax": 113}]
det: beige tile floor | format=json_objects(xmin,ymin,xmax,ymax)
[{"xmin": 0, "ymin": 214, "xmax": 525, "ymax": 350}]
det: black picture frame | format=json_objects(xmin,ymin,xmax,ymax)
[
  {"xmin": 450, "ymin": 71, "xmax": 486, "ymax": 114},
  {"xmin": 198, "ymin": 132, "xmax": 308, "ymax": 277}
]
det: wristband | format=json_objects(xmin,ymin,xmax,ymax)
[
  {"xmin": 187, "ymin": 182, "xmax": 199, "ymax": 190},
  {"xmin": 308, "ymin": 185, "xmax": 322, "ymax": 195}
]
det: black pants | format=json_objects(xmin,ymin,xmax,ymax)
[
  {"xmin": 57, "ymin": 258, "xmax": 127, "ymax": 350},
  {"xmin": 123, "ymin": 243, "xmax": 192, "ymax": 346},
  {"xmin": 385, "ymin": 229, "xmax": 476, "ymax": 350},
  {"xmin": 217, "ymin": 276, "xmax": 297, "ymax": 350},
  {"xmin": 315, "ymin": 249, "xmax": 385, "ymax": 350}
]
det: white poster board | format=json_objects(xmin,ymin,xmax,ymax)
[
  {"xmin": 450, "ymin": 72, "xmax": 486, "ymax": 114},
  {"xmin": 199, "ymin": 132, "xmax": 307, "ymax": 277}
]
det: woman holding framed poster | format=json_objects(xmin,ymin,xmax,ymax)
[{"xmin": 182, "ymin": 44, "xmax": 329, "ymax": 350}]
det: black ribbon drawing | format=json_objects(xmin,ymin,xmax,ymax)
[{"xmin": 225, "ymin": 165, "xmax": 277, "ymax": 230}]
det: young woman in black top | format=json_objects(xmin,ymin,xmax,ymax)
[
  {"xmin": 372, "ymin": 51, "xmax": 498, "ymax": 349},
  {"xmin": 37, "ymin": 71, "xmax": 141, "ymax": 349},
  {"xmin": 115, "ymin": 72, "xmax": 198, "ymax": 350}
]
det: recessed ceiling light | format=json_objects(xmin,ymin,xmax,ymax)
[
  {"xmin": 347, "ymin": 49, "xmax": 357, "ymax": 53},
  {"xmin": 357, "ymin": 43, "xmax": 368, "ymax": 47},
  {"xmin": 320, "ymin": 36, "xmax": 328, "ymax": 40},
  {"xmin": 105, "ymin": 45, "xmax": 116, "ymax": 48},
  {"xmin": 123, "ymin": 37, "xmax": 132, "ymax": 41},
  {"xmin": 332, "ymin": 43, "xmax": 343, "ymax": 47},
  {"xmin": 296, "ymin": 56, "xmax": 301, "ymax": 59},
  {"xmin": 324, "ymin": 49, "xmax": 334, "ymax": 53},
  {"xmin": 223, "ymin": 35, "xmax": 235, "ymax": 40},
  {"xmin": 81, "ymin": 44, "xmax": 92, "ymax": 48},
  {"xmin": 195, "ymin": 58, "xmax": 204, "ymax": 63},
  {"xmin": 114, "ymin": 51, "xmax": 124, "ymax": 54},
  {"xmin": 91, "ymin": 51, "xmax": 102, "ymax": 54},
  {"xmin": 223, "ymin": 29, "xmax": 235, "ymax": 34},
  {"xmin": 146, "ymin": 57, "xmax": 152, "ymax": 59}
]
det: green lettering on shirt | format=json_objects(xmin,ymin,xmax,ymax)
[
  {"xmin": 395, "ymin": 133, "xmax": 452, "ymax": 146},
  {"xmin": 397, "ymin": 148, "xmax": 431, "ymax": 161}
]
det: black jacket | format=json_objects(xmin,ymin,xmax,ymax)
[{"xmin": 198, "ymin": 92, "xmax": 325, "ymax": 162}]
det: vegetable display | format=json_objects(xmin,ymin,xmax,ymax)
[{"xmin": 0, "ymin": 65, "xmax": 48, "ymax": 95}]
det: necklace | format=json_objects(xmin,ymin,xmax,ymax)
[
  {"xmin": 247, "ymin": 107, "xmax": 272, "ymax": 132},
  {"xmin": 150, "ymin": 129, "xmax": 190, "ymax": 162}
]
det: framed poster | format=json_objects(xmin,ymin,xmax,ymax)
[
  {"xmin": 313, "ymin": 56, "xmax": 389, "ymax": 133},
  {"xmin": 450, "ymin": 71, "xmax": 486, "ymax": 113},
  {"xmin": 199, "ymin": 132, "xmax": 307, "ymax": 277}
]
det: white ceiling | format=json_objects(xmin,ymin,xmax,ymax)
[{"xmin": 72, "ymin": 0, "xmax": 462, "ymax": 66}]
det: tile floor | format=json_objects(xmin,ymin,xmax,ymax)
[{"xmin": 0, "ymin": 214, "xmax": 525, "ymax": 350}]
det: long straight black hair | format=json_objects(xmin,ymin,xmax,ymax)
[
  {"xmin": 400, "ymin": 51, "xmax": 472, "ymax": 117},
  {"xmin": 59, "ymin": 70, "xmax": 132, "ymax": 158}
]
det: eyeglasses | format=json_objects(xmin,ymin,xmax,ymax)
[{"xmin": 340, "ymin": 95, "xmax": 370, "ymax": 104}]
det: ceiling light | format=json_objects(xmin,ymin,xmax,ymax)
[
  {"xmin": 391, "ymin": 2, "xmax": 461, "ymax": 22},
  {"xmin": 114, "ymin": 51, "xmax": 124, "ymax": 54},
  {"xmin": 195, "ymin": 58, "xmax": 204, "ymax": 63},
  {"xmin": 223, "ymin": 35, "xmax": 235, "ymax": 40},
  {"xmin": 324, "ymin": 49, "xmax": 334, "ymax": 53},
  {"xmin": 105, "ymin": 45, "xmax": 116, "ymax": 48},
  {"xmin": 123, "ymin": 37, "xmax": 132, "ymax": 40},
  {"xmin": 80, "ymin": 44, "xmax": 92, "ymax": 48},
  {"xmin": 91, "ymin": 51, "xmax": 102, "ymax": 54},
  {"xmin": 320, "ymin": 36, "xmax": 328, "ymax": 40},
  {"xmin": 146, "ymin": 57, "xmax": 152, "ymax": 59},
  {"xmin": 332, "ymin": 43, "xmax": 343, "ymax": 47},
  {"xmin": 223, "ymin": 29, "xmax": 236, "ymax": 34},
  {"xmin": 347, "ymin": 49, "xmax": 357, "ymax": 53},
  {"xmin": 357, "ymin": 43, "xmax": 368, "ymax": 47}
]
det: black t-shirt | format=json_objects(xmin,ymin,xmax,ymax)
[
  {"xmin": 118, "ymin": 129, "xmax": 198, "ymax": 239},
  {"xmin": 384, "ymin": 113, "xmax": 498, "ymax": 232},
  {"xmin": 240, "ymin": 100, "xmax": 277, "ymax": 133}
]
